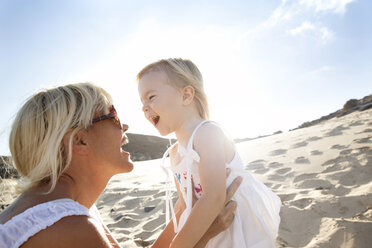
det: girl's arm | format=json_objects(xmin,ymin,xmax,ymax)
[
  {"xmin": 151, "ymin": 172, "xmax": 242, "ymax": 248},
  {"xmin": 171, "ymin": 124, "xmax": 233, "ymax": 248}
]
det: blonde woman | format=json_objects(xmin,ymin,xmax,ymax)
[{"xmin": 0, "ymin": 82, "xmax": 241, "ymax": 248}]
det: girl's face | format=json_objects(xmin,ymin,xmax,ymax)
[{"xmin": 138, "ymin": 71, "xmax": 184, "ymax": 136}]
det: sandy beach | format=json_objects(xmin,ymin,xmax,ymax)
[
  {"xmin": 1, "ymin": 108, "xmax": 371, "ymax": 247},
  {"xmin": 95, "ymin": 108, "xmax": 372, "ymax": 247}
]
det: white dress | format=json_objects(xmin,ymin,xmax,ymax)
[
  {"xmin": 161, "ymin": 120, "xmax": 282, "ymax": 248},
  {"xmin": 0, "ymin": 198, "xmax": 110, "ymax": 248}
]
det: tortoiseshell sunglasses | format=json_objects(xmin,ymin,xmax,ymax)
[{"xmin": 92, "ymin": 105, "xmax": 122, "ymax": 130}]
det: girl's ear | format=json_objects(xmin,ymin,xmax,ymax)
[
  {"xmin": 182, "ymin": 86, "xmax": 195, "ymax": 106},
  {"xmin": 63, "ymin": 130, "xmax": 89, "ymax": 156}
]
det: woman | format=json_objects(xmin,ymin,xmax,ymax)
[{"xmin": 0, "ymin": 83, "xmax": 241, "ymax": 248}]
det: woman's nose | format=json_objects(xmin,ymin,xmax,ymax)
[{"xmin": 122, "ymin": 123, "xmax": 129, "ymax": 132}]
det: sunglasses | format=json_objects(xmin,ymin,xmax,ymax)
[{"xmin": 92, "ymin": 105, "xmax": 122, "ymax": 130}]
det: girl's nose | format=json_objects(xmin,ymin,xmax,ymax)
[
  {"xmin": 142, "ymin": 105, "xmax": 149, "ymax": 113},
  {"xmin": 122, "ymin": 123, "xmax": 129, "ymax": 132}
]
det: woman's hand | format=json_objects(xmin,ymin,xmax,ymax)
[{"xmin": 193, "ymin": 169, "xmax": 242, "ymax": 247}]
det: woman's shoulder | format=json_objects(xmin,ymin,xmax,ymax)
[
  {"xmin": 0, "ymin": 198, "xmax": 112, "ymax": 248},
  {"xmin": 22, "ymin": 215, "xmax": 112, "ymax": 248}
]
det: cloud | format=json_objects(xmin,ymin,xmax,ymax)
[
  {"xmin": 300, "ymin": 0, "xmax": 356, "ymax": 14},
  {"xmin": 260, "ymin": 0, "xmax": 355, "ymax": 44},
  {"xmin": 289, "ymin": 21, "xmax": 334, "ymax": 44},
  {"xmin": 262, "ymin": 0, "xmax": 302, "ymax": 27},
  {"xmin": 263, "ymin": 0, "xmax": 355, "ymax": 27}
]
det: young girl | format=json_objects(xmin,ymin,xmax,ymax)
[{"xmin": 137, "ymin": 58, "xmax": 281, "ymax": 248}]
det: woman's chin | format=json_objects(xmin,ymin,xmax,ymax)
[{"xmin": 119, "ymin": 161, "xmax": 134, "ymax": 173}]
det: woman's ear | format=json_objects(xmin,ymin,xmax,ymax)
[
  {"xmin": 63, "ymin": 130, "xmax": 89, "ymax": 156},
  {"xmin": 182, "ymin": 86, "xmax": 195, "ymax": 106}
]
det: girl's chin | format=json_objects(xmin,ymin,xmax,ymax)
[{"xmin": 158, "ymin": 129, "xmax": 171, "ymax": 136}]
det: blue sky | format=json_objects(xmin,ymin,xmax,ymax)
[{"xmin": 1, "ymin": 0, "xmax": 371, "ymax": 155}]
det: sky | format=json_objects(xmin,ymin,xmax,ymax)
[{"xmin": 0, "ymin": 0, "xmax": 371, "ymax": 156}]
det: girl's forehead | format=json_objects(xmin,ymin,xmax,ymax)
[{"xmin": 139, "ymin": 71, "xmax": 169, "ymax": 90}]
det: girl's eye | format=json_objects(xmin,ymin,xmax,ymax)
[{"xmin": 149, "ymin": 95, "xmax": 155, "ymax": 100}]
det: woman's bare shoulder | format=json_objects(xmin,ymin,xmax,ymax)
[{"xmin": 22, "ymin": 215, "xmax": 112, "ymax": 248}]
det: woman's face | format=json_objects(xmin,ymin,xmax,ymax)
[
  {"xmin": 88, "ymin": 107, "xmax": 133, "ymax": 174},
  {"xmin": 138, "ymin": 71, "xmax": 184, "ymax": 136}
]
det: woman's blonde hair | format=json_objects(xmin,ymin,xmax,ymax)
[
  {"xmin": 137, "ymin": 58, "xmax": 209, "ymax": 119},
  {"xmin": 9, "ymin": 82, "xmax": 113, "ymax": 193}
]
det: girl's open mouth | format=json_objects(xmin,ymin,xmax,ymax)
[{"xmin": 151, "ymin": 115, "xmax": 160, "ymax": 126}]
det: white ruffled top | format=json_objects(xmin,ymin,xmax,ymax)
[{"xmin": 0, "ymin": 198, "xmax": 102, "ymax": 248}]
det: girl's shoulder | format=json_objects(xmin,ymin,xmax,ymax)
[
  {"xmin": 193, "ymin": 121, "xmax": 235, "ymax": 160},
  {"xmin": 193, "ymin": 121, "xmax": 233, "ymax": 145}
]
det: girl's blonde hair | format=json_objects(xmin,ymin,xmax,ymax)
[
  {"xmin": 137, "ymin": 58, "xmax": 209, "ymax": 119},
  {"xmin": 9, "ymin": 82, "xmax": 113, "ymax": 193}
]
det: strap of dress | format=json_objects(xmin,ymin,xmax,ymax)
[
  {"xmin": 160, "ymin": 143, "xmax": 179, "ymax": 232},
  {"xmin": 161, "ymin": 120, "xmax": 211, "ymax": 233},
  {"xmin": 182, "ymin": 120, "xmax": 210, "ymax": 228},
  {"xmin": 186, "ymin": 120, "xmax": 210, "ymax": 150}
]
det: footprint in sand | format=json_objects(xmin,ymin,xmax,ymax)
[
  {"xmin": 264, "ymin": 182, "xmax": 273, "ymax": 188},
  {"xmin": 350, "ymin": 120, "xmax": 364, "ymax": 127},
  {"xmin": 290, "ymin": 198, "xmax": 314, "ymax": 209},
  {"xmin": 143, "ymin": 218, "xmax": 163, "ymax": 232},
  {"xmin": 115, "ymin": 215, "xmax": 139, "ymax": 227},
  {"xmin": 307, "ymin": 136, "xmax": 322, "ymax": 142},
  {"xmin": 128, "ymin": 189, "xmax": 159, "ymax": 197},
  {"xmin": 277, "ymin": 193, "xmax": 296, "ymax": 202},
  {"xmin": 325, "ymin": 125, "xmax": 350, "ymax": 137},
  {"xmin": 356, "ymin": 146, "xmax": 371, "ymax": 153},
  {"xmin": 293, "ymin": 173, "xmax": 317, "ymax": 183},
  {"xmin": 322, "ymin": 158, "xmax": 338, "ymax": 166},
  {"xmin": 254, "ymin": 168, "xmax": 270, "ymax": 174},
  {"xmin": 268, "ymin": 162, "xmax": 284, "ymax": 168},
  {"xmin": 144, "ymin": 198, "xmax": 162, "ymax": 207},
  {"xmin": 268, "ymin": 174, "xmax": 287, "ymax": 182},
  {"xmin": 291, "ymin": 141, "xmax": 308, "ymax": 149},
  {"xmin": 246, "ymin": 159, "xmax": 266, "ymax": 170},
  {"xmin": 321, "ymin": 156, "xmax": 349, "ymax": 173},
  {"xmin": 340, "ymin": 149, "xmax": 352, "ymax": 155},
  {"xmin": 296, "ymin": 179, "xmax": 332, "ymax": 189},
  {"xmin": 269, "ymin": 149, "xmax": 287, "ymax": 156},
  {"xmin": 275, "ymin": 168, "xmax": 292, "ymax": 175},
  {"xmin": 134, "ymin": 240, "xmax": 154, "ymax": 247},
  {"xmin": 328, "ymin": 185, "xmax": 351, "ymax": 196},
  {"xmin": 356, "ymin": 128, "xmax": 372, "ymax": 134},
  {"xmin": 271, "ymin": 184, "xmax": 281, "ymax": 190},
  {"xmin": 295, "ymin": 156, "xmax": 310, "ymax": 164},
  {"xmin": 310, "ymin": 150, "xmax": 323, "ymax": 156},
  {"xmin": 353, "ymin": 136, "xmax": 372, "ymax": 144},
  {"xmin": 331, "ymin": 144, "xmax": 349, "ymax": 150}
]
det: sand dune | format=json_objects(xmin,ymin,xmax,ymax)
[{"xmin": 95, "ymin": 108, "xmax": 372, "ymax": 247}]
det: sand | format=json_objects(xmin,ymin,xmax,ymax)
[
  {"xmin": 96, "ymin": 108, "xmax": 372, "ymax": 247},
  {"xmin": 1, "ymin": 108, "xmax": 371, "ymax": 247}
]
